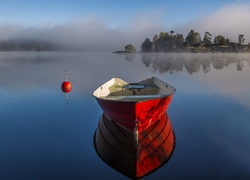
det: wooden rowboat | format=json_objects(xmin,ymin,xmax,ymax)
[{"xmin": 93, "ymin": 77, "xmax": 176, "ymax": 133}]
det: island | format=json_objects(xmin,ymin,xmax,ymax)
[
  {"xmin": 0, "ymin": 38, "xmax": 60, "ymax": 51},
  {"xmin": 116, "ymin": 30, "xmax": 250, "ymax": 53},
  {"xmin": 113, "ymin": 44, "xmax": 137, "ymax": 53}
]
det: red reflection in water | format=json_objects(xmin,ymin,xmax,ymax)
[{"xmin": 94, "ymin": 112, "xmax": 175, "ymax": 179}]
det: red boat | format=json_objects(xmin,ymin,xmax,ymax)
[
  {"xmin": 94, "ymin": 112, "xmax": 175, "ymax": 179},
  {"xmin": 93, "ymin": 77, "xmax": 176, "ymax": 133}
]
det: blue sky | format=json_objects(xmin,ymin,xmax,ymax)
[
  {"xmin": 0, "ymin": 0, "xmax": 240, "ymax": 26},
  {"xmin": 0, "ymin": 0, "xmax": 250, "ymax": 51}
]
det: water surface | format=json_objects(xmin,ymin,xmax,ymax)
[{"xmin": 0, "ymin": 52, "xmax": 250, "ymax": 179}]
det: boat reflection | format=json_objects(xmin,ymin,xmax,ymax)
[{"xmin": 94, "ymin": 112, "xmax": 175, "ymax": 179}]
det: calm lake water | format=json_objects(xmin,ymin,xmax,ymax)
[{"xmin": 0, "ymin": 52, "xmax": 250, "ymax": 180}]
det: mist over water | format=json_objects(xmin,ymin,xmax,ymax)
[
  {"xmin": 0, "ymin": 52, "xmax": 250, "ymax": 179},
  {"xmin": 1, "ymin": 1, "xmax": 250, "ymax": 179}
]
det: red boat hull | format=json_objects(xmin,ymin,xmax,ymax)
[
  {"xmin": 95, "ymin": 95, "xmax": 173, "ymax": 133},
  {"xmin": 94, "ymin": 112, "xmax": 175, "ymax": 179}
]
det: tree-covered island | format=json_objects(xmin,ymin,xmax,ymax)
[
  {"xmin": 0, "ymin": 38, "xmax": 60, "ymax": 51},
  {"xmin": 113, "ymin": 44, "xmax": 137, "ymax": 53},
  {"xmin": 117, "ymin": 30, "xmax": 250, "ymax": 53}
]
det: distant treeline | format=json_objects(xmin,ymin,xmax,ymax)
[
  {"xmin": 0, "ymin": 38, "xmax": 60, "ymax": 51},
  {"xmin": 140, "ymin": 30, "xmax": 250, "ymax": 53},
  {"xmin": 118, "ymin": 30, "xmax": 250, "ymax": 53}
]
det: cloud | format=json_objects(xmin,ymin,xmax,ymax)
[
  {"xmin": 175, "ymin": 3, "xmax": 250, "ymax": 42},
  {"xmin": 1, "ymin": 3, "xmax": 250, "ymax": 51},
  {"xmin": 0, "ymin": 23, "xmax": 25, "ymax": 39},
  {"xmin": 0, "ymin": 12, "xmax": 166, "ymax": 52}
]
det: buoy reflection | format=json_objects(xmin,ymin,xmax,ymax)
[{"xmin": 94, "ymin": 112, "xmax": 175, "ymax": 179}]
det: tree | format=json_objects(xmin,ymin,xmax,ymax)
[
  {"xmin": 153, "ymin": 34, "xmax": 159, "ymax": 43},
  {"xmin": 231, "ymin": 43, "xmax": 239, "ymax": 52},
  {"xmin": 170, "ymin": 31, "xmax": 177, "ymax": 48},
  {"xmin": 152, "ymin": 34, "xmax": 159, "ymax": 51},
  {"xmin": 155, "ymin": 32, "xmax": 171, "ymax": 51},
  {"xmin": 125, "ymin": 44, "xmax": 136, "ymax": 53},
  {"xmin": 203, "ymin": 32, "xmax": 212, "ymax": 45},
  {"xmin": 156, "ymin": 31, "xmax": 182, "ymax": 51},
  {"xmin": 175, "ymin": 33, "xmax": 184, "ymax": 48},
  {"xmin": 185, "ymin": 30, "xmax": 201, "ymax": 46},
  {"xmin": 170, "ymin": 30, "xmax": 175, "ymax": 36},
  {"xmin": 159, "ymin": 32, "xmax": 169, "ymax": 38},
  {"xmin": 214, "ymin": 35, "xmax": 226, "ymax": 45},
  {"xmin": 238, "ymin": 34, "xmax": 245, "ymax": 44},
  {"xmin": 141, "ymin": 38, "xmax": 153, "ymax": 52}
]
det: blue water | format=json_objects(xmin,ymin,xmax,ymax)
[{"xmin": 0, "ymin": 52, "xmax": 250, "ymax": 179}]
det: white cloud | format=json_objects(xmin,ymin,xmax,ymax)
[
  {"xmin": 1, "ymin": 3, "xmax": 250, "ymax": 51},
  {"xmin": 175, "ymin": 3, "xmax": 250, "ymax": 42},
  {"xmin": 0, "ymin": 23, "xmax": 25, "ymax": 39},
  {"xmin": 0, "ymin": 12, "xmax": 166, "ymax": 51}
]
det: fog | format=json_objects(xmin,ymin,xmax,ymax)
[
  {"xmin": 0, "ymin": 3, "xmax": 250, "ymax": 51},
  {"xmin": 175, "ymin": 3, "xmax": 250, "ymax": 42},
  {"xmin": 0, "ymin": 14, "xmax": 165, "ymax": 52}
]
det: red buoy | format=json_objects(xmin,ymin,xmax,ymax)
[
  {"xmin": 61, "ymin": 70, "xmax": 72, "ymax": 93},
  {"xmin": 61, "ymin": 81, "xmax": 72, "ymax": 93}
]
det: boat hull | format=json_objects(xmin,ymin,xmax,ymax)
[
  {"xmin": 95, "ymin": 94, "xmax": 173, "ymax": 133},
  {"xmin": 94, "ymin": 112, "xmax": 175, "ymax": 179}
]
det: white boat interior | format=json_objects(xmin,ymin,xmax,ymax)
[{"xmin": 93, "ymin": 77, "xmax": 176, "ymax": 102}]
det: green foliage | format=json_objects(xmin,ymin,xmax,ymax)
[
  {"xmin": 231, "ymin": 43, "xmax": 239, "ymax": 52},
  {"xmin": 125, "ymin": 44, "xmax": 136, "ymax": 53},
  {"xmin": 141, "ymin": 38, "xmax": 153, "ymax": 52},
  {"xmin": 175, "ymin": 34, "xmax": 184, "ymax": 48},
  {"xmin": 0, "ymin": 38, "xmax": 58, "ymax": 51},
  {"xmin": 214, "ymin": 35, "xmax": 226, "ymax": 45},
  {"xmin": 238, "ymin": 34, "xmax": 245, "ymax": 44},
  {"xmin": 156, "ymin": 32, "xmax": 172, "ymax": 51},
  {"xmin": 185, "ymin": 30, "xmax": 201, "ymax": 46},
  {"xmin": 203, "ymin": 32, "xmax": 212, "ymax": 45},
  {"xmin": 139, "ymin": 29, "xmax": 248, "ymax": 53},
  {"xmin": 144, "ymin": 31, "xmax": 184, "ymax": 52},
  {"xmin": 153, "ymin": 34, "xmax": 159, "ymax": 43},
  {"xmin": 159, "ymin": 32, "xmax": 169, "ymax": 38}
]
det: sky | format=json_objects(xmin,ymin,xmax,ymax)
[{"xmin": 0, "ymin": 0, "xmax": 250, "ymax": 51}]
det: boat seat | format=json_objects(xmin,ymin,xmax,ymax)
[
  {"xmin": 122, "ymin": 84, "xmax": 146, "ymax": 89},
  {"xmin": 105, "ymin": 95, "xmax": 162, "ymax": 99}
]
